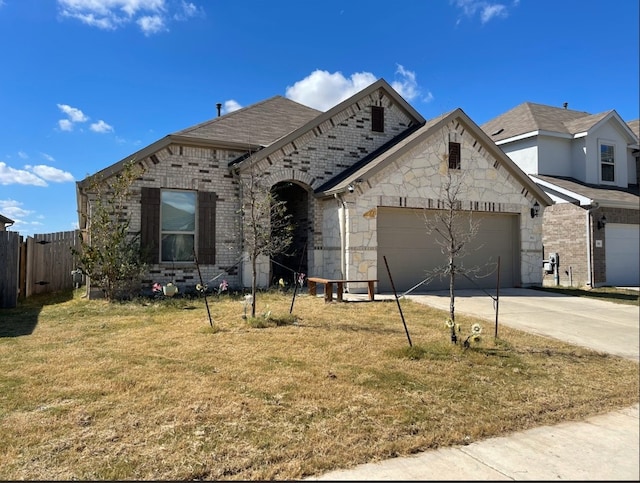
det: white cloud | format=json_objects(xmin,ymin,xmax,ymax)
[
  {"xmin": 41, "ymin": 153, "xmax": 56, "ymax": 162},
  {"xmin": 18, "ymin": 151, "xmax": 28, "ymax": 159},
  {"xmin": 0, "ymin": 199, "xmax": 33, "ymax": 221},
  {"xmin": 0, "ymin": 162, "xmax": 48, "ymax": 186},
  {"xmin": 452, "ymin": 0, "xmax": 514, "ymax": 24},
  {"xmin": 27, "ymin": 165, "xmax": 75, "ymax": 183},
  {"xmin": 57, "ymin": 0, "xmax": 201, "ymax": 35},
  {"xmin": 224, "ymin": 100, "xmax": 242, "ymax": 113},
  {"xmin": 57, "ymin": 103, "xmax": 89, "ymax": 131},
  {"xmin": 57, "ymin": 104, "xmax": 114, "ymax": 134},
  {"xmin": 480, "ymin": 4, "xmax": 508, "ymax": 23},
  {"xmin": 285, "ymin": 67, "xmax": 430, "ymax": 111},
  {"xmin": 285, "ymin": 70, "xmax": 377, "ymax": 111},
  {"xmin": 57, "ymin": 103, "xmax": 88, "ymax": 122},
  {"xmin": 137, "ymin": 15, "xmax": 166, "ymax": 35},
  {"xmin": 392, "ymin": 64, "xmax": 433, "ymax": 103},
  {"xmin": 0, "ymin": 161, "xmax": 75, "ymax": 186},
  {"xmin": 58, "ymin": 119, "xmax": 74, "ymax": 131},
  {"xmin": 90, "ymin": 120, "xmax": 114, "ymax": 133},
  {"xmin": 174, "ymin": 1, "xmax": 202, "ymax": 20}
]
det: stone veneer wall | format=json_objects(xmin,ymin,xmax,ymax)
[{"xmin": 323, "ymin": 118, "xmax": 545, "ymax": 292}]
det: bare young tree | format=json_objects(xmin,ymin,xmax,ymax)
[
  {"xmin": 238, "ymin": 162, "xmax": 294, "ymax": 318},
  {"xmin": 425, "ymin": 169, "xmax": 483, "ymax": 343},
  {"xmin": 418, "ymin": 134, "xmax": 497, "ymax": 344}
]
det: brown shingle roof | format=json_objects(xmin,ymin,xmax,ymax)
[
  {"xmin": 481, "ymin": 102, "xmax": 593, "ymax": 142},
  {"xmin": 533, "ymin": 175, "xmax": 640, "ymax": 206},
  {"xmin": 174, "ymin": 96, "xmax": 321, "ymax": 147},
  {"xmin": 628, "ymin": 119, "xmax": 640, "ymax": 138}
]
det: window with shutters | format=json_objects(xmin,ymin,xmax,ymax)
[
  {"xmin": 161, "ymin": 190, "xmax": 196, "ymax": 262},
  {"xmin": 141, "ymin": 187, "xmax": 216, "ymax": 265},
  {"xmin": 448, "ymin": 142, "xmax": 461, "ymax": 170},
  {"xmin": 371, "ymin": 105, "xmax": 384, "ymax": 132}
]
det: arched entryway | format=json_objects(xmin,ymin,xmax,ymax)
[{"xmin": 270, "ymin": 181, "xmax": 310, "ymax": 287}]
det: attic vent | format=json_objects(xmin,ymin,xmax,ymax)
[
  {"xmin": 491, "ymin": 128, "xmax": 504, "ymax": 136},
  {"xmin": 371, "ymin": 106, "xmax": 384, "ymax": 132}
]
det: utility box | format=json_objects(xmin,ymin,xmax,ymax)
[
  {"xmin": 71, "ymin": 269, "xmax": 84, "ymax": 288},
  {"xmin": 549, "ymin": 253, "xmax": 559, "ymax": 267}
]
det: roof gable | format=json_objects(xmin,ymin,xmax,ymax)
[
  {"xmin": 231, "ymin": 78, "xmax": 426, "ymax": 170},
  {"xmin": 482, "ymin": 102, "xmax": 637, "ymax": 144},
  {"xmin": 317, "ymin": 108, "xmax": 552, "ymax": 207},
  {"xmin": 482, "ymin": 102, "xmax": 590, "ymax": 142}
]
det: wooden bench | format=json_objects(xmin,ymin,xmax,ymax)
[{"xmin": 307, "ymin": 277, "xmax": 378, "ymax": 302}]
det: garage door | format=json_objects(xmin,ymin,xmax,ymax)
[
  {"xmin": 605, "ymin": 223, "xmax": 640, "ymax": 286},
  {"xmin": 377, "ymin": 207, "xmax": 520, "ymax": 293}
]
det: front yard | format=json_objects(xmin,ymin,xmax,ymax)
[{"xmin": 0, "ymin": 289, "xmax": 637, "ymax": 480}]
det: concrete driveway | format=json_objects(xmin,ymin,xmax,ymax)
[
  {"xmin": 314, "ymin": 288, "xmax": 640, "ymax": 481},
  {"xmin": 399, "ymin": 288, "xmax": 640, "ymax": 361},
  {"xmin": 345, "ymin": 287, "xmax": 639, "ymax": 361}
]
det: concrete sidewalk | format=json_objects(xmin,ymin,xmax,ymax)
[
  {"xmin": 308, "ymin": 404, "xmax": 639, "ymax": 481},
  {"xmin": 305, "ymin": 288, "xmax": 640, "ymax": 481}
]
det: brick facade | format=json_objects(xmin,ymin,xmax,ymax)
[
  {"xmin": 81, "ymin": 84, "xmax": 549, "ymax": 295},
  {"xmin": 542, "ymin": 203, "xmax": 639, "ymax": 287}
]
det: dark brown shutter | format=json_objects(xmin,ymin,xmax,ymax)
[
  {"xmin": 371, "ymin": 105, "xmax": 384, "ymax": 132},
  {"xmin": 140, "ymin": 187, "xmax": 160, "ymax": 263},
  {"xmin": 448, "ymin": 142, "xmax": 461, "ymax": 169},
  {"xmin": 198, "ymin": 191, "xmax": 216, "ymax": 264}
]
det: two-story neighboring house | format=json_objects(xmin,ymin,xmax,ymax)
[
  {"xmin": 482, "ymin": 103, "xmax": 640, "ymax": 288},
  {"xmin": 77, "ymin": 79, "xmax": 552, "ymax": 298}
]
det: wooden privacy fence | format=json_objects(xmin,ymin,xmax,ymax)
[
  {"xmin": 0, "ymin": 231, "xmax": 20, "ymax": 308},
  {"xmin": 0, "ymin": 230, "xmax": 81, "ymax": 308}
]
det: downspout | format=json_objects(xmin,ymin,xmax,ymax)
[
  {"xmin": 585, "ymin": 202, "xmax": 599, "ymax": 288},
  {"xmin": 334, "ymin": 193, "xmax": 347, "ymax": 279}
]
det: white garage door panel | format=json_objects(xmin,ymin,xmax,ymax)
[
  {"xmin": 378, "ymin": 207, "xmax": 519, "ymax": 293},
  {"xmin": 605, "ymin": 224, "xmax": 640, "ymax": 286}
]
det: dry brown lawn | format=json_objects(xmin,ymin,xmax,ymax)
[{"xmin": 0, "ymin": 288, "xmax": 638, "ymax": 480}]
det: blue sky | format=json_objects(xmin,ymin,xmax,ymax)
[{"xmin": 1, "ymin": 0, "xmax": 638, "ymax": 236}]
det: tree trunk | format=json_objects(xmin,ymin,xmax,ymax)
[
  {"xmin": 251, "ymin": 253, "xmax": 257, "ymax": 318},
  {"xmin": 449, "ymin": 257, "xmax": 457, "ymax": 344}
]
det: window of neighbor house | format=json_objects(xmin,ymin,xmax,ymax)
[
  {"xmin": 448, "ymin": 141, "xmax": 461, "ymax": 170},
  {"xmin": 161, "ymin": 190, "xmax": 196, "ymax": 262},
  {"xmin": 600, "ymin": 143, "xmax": 615, "ymax": 182},
  {"xmin": 371, "ymin": 105, "xmax": 384, "ymax": 132}
]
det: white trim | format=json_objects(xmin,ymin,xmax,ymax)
[
  {"xmin": 495, "ymin": 130, "xmax": 573, "ymax": 145},
  {"xmin": 532, "ymin": 177, "xmax": 593, "ymax": 205}
]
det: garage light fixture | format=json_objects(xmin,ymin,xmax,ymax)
[
  {"xmin": 530, "ymin": 201, "xmax": 540, "ymax": 218},
  {"xmin": 597, "ymin": 214, "xmax": 607, "ymax": 230}
]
